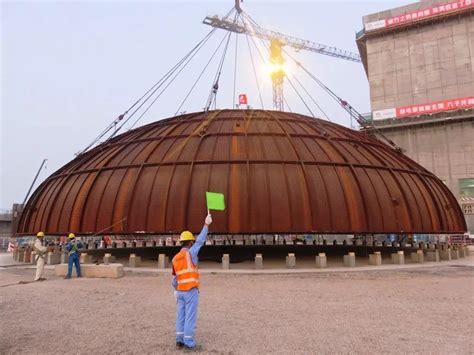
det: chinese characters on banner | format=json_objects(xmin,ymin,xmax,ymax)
[
  {"xmin": 365, "ymin": 0, "xmax": 473, "ymax": 31},
  {"xmin": 396, "ymin": 97, "xmax": 474, "ymax": 118},
  {"xmin": 373, "ymin": 96, "xmax": 474, "ymax": 120}
]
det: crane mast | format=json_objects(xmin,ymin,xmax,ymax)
[{"xmin": 269, "ymin": 39, "xmax": 285, "ymax": 111}]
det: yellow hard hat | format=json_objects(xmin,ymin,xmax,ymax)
[
  {"xmin": 68, "ymin": 233, "xmax": 75, "ymax": 239},
  {"xmin": 179, "ymin": 231, "xmax": 195, "ymax": 242},
  {"xmin": 37, "ymin": 231, "xmax": 45, "ymax": 238}
]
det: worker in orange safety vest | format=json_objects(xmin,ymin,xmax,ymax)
[{"xmin": 171, "ymin": 213, "xmax": 212, "ymax": 351}]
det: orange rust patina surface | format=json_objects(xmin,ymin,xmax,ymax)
[{"xmin": 17, "ymin": 110, "xmax": 466, "ymax": 236}]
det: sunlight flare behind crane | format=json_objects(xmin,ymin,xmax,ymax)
[{"xmin": 203, "ymin": 0, "xmax": 361, "ymax": 111}]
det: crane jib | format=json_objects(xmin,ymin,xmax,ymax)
[{"xmin": 202, "ymin": 15, "xmax": 361, "ymax": 63}]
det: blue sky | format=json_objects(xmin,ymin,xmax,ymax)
[{"xmin": 1, "ymin": 0, "xmax": 412, "ymax": 209}]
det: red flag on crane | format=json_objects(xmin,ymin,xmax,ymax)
[{"xmin": 238, "ymin": 94, "xmax": 248, "ymax": 105}]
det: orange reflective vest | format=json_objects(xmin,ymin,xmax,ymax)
[{"xmin": 172, "ymin": 249, "xmax": 199, "ymax": 291}]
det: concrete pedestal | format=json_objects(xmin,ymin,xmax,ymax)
[
  {"xmin": 286, "ymin": 253, "xmax": 296, "ymax": 268},
  {"xmin": 465, "ymin": 246, "xmax": 470, "ymax": 256},
  {"xmin": 103, "ymin": 253, "xmax": 116, "ymax": 264},
  {"xmin": 369, "ymin": 252, "xmax": 382, "ymax": 266},
  {"xmin": 391, "ymin": 251, "xmax": 404, "ymax": 265},
  {"xmin": 255, "ymin": 254, "xmax": 263, "ymax": 269},
  {"xmin": 222, "ymin": 254, "xmax": 230, "ymax": 269},
  {"xmin": 18, "ymin": 250, "xmax": 25, "ymax": 262},
  {"xmin": 410, "ymin": 250, "xmax": 424, "ymax": 263},
  {"xmin": 55, "ymin": 263, "xmax": 124, "ymax": 278},
  {"xmin": 459, "ymin": 247, "xmax": 466, "ymax": 258},
  {"xmin": 129, "ymin": 254, "xmax": 141, "ymax": 267},
  {"xmin": 60, "ymin": 252, "xmax": 68, "ymax": 264},
  {"xmin": 47, "ymin": 251, "xmax": 61, "ymax": 265},
  {"xmin": 158, "ymin": 254, "xmax": 169, "ymax": 269},
  {"xmin": 315, "ymin": 253, "xmax": 327, "ymax": 268},
  {"xmin": 440, "ymin": 249, "xmax": 451, "ymax": 261},
  {"xmin": 30, "ymin": 252, "xmax": 37, "ymax": 265},
  {"xmin": 343, "ymin": 252, "xmax": 356, "ymax": 267},
  {"xmin": 451, "ymin": 249, "xmax": 459, "ymax": 259},
  {"xmin": 80, "ymin": 254, "xmax": 95, "ymax": 264},
  {"xmin": 426, "ymin": 250, "xmax": 440, "ymax": 262}
]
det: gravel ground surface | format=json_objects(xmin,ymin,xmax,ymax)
[{"xmin": 1, "ymin": 259, "xmax": 473, "ymax": 354}]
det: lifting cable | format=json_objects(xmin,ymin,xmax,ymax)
[
  {"xmin": 79, "ymin": 27, "xmax": 218, "ymax": 154},
  {"xmin": 292, "ymin": 75, "xmax": 332, "ymax": 122},
  {"xmin": 241, "ymin": 15, "xmax": 330, "ymax": 134},
  {"xmin": 205, "ymin": 27, "xmax": 234, "ymax": 111},
  {"xmin": 286, "ymin": 76, "xmax": 315, "ymax": 117},
  {"xmin": 232, "ymin": 31, "xmax": 239, "ymax": 108},
  {"xmin": 285, "ymin": 50, "xmax": 401, "ymax": 150},
  {"xmin": 243, "ymin": 20, "xmax": 264, "ymax": 109},
  {"xmin": 284, "ymin": 98, "xmax": 292, "ymax": 112},
  {"xmin": 126, "ymin": 27, "xmax": 219, "ymax": 130},
  {"xmin": 78, "ymin": 8, "xmax": 239, "ymax": 155},
  {"xmin": 174, "ymin": 31, "xmax": 235, "ymax": 116}
]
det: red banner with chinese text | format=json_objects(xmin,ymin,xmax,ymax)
[
  {"xmin": 365, "ymin": 0, "xmax": 473, "ymax": 31},
  {"xmin": 396, "ymin": 96, "xmax": 474, "ymax": 118}
]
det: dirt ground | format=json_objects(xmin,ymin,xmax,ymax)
[{"xmin": 1, "ymin": 261, "xmax": 473, "ymax": 354}]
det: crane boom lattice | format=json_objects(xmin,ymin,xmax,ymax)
[{"xmin": 203, "ymin": 15, "xmax": 361, "ymax": 62}]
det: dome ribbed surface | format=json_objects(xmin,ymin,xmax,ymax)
[{"xmin": 17, "ymin": 109, "xmax": 466, "ymax": 235}]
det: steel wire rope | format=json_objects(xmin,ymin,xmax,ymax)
[
  {"xmin": 242, "ymin": 14, "xmax": 295, "ymax": 115},
  {"xmin": 79, "ymin": 26, "xmax": 220, "ymax": 155},
  {"xmin": 232, "ymin": 30, "xmax": 239, "ymax": 108},
  {"xmin": 107, "ymin": 7, "xmax": 237, "ymax": 135},
  {"xmin": 242, "ymin": 15, "xmax": 331, "ymax": 134},
  {"xmin": 285, "ymin": 50, "xmax": 401, "ymax": 150},
  {"xmin": 205, "ymin": 30, "xmax": 233, "ymax": 111},
  {"xmin": 127, "ymin": 28, "xmax": 222, "ymax": 130},
  {"xmin": 174, "ymin": 31, "xmax": 234, "ymax": 116},
  {"xmin": 238, "ymin": 16, "xmax": 272, "ymax": 134},
  {"xmin": 241, "ymin": 15, "xmax": 272, "ymax": 107},
  {"xmin": 243, "ymin": 25, "xmax": 264, "ymax": 109},
  {"xmin": 286, "ymin": 76, "xmax": 315, "ymax": 117},
  {"xmin": 284, "ymin": 49, "xmax": 349, "ymax": 114},
  {"xmin": 292, "ymin": 74, "xmax": 332, "ymax": 122},
  {"xmin": 122, "ymin": 6, "xmax": 236, "ymax": 125},
  {"xmin": 244, "ymin": 15, "xmax": 301, "ymax": 116}
]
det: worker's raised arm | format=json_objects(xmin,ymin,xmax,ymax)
[{"xmin": 189, "ymin": 214, "xmax": 213, "ymax": 262}]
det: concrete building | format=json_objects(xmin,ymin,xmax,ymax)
[
  {"xmin": 356, "ymin": 0, "xmax": 474, "ymax": 234},
  {"xmin": 0, "ymin": 210, "xmax": 13, "ymax": 249}
]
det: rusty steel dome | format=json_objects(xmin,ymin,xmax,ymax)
[{"xmin": 17, "ymin": 109, "xmax": 466, "ymax": 236}]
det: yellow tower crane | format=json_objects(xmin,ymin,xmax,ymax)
[{"xmin": 203, "ymin": 0, "xmax": 361, "ymax": 111}]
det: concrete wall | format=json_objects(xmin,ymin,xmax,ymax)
[
  {"xmin": 375, "ymin": 117, "xmax": 474, "ymax": 233},
  {"xmin": 365, "ymin": 10, "xmax": 473, "ymax": 111},
  {"xmin": 0, "ymin": 212, "xmax": 13, "ymax": 249}
]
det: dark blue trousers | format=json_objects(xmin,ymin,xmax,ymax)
[{"xmin": 67, "ymin": 253, "xmax": 81, "ymax": 278}]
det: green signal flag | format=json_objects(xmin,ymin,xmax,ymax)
[{"xmin": 206, "ymin": 192, "xmax": 225, "ymax": 211}]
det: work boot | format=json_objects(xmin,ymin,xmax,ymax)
[
  {"xmin": 183, "ymin": 345, "xmax": 202, "ymax": 352},
  {"xmin": 176, "ymin": 342, "xmax": 184, "ymax": 348},
  {"xmin": 64, "ymin": 276, "xmax": 71, "ymax": 279}
]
